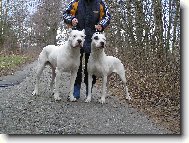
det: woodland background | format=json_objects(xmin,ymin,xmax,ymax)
[{"xmin": 0, "ymin": 0, "xmax": 180, "ymax": 133}]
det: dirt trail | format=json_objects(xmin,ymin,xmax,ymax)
[{"xmin": 0, "ymin": 61, "xmax": 171, "ymax": 134}]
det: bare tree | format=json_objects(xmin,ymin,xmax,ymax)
[
  {"xmin": 105, "ymin": 0, "xmax": 180, "ymax": 133},
  {"xmin": 31, "ymin": 0, "xmax": 63, "ymax": 47}
]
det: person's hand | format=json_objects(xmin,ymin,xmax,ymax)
[
  {"xmin": 72, "ymin": 18, "xmax": 78, "ymax": 26},
  {"xmin": 95, "ymin": 24, "xmax": 103, "ymax": 31}
]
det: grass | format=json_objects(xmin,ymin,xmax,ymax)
[
  {"xmin": 0, "ymin": 54, "xmax": 31, "ymax": 76},
  {"xmin": 0, "ymin": 48, "xmax": 41, "ymax": 77}
]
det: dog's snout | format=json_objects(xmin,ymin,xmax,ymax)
[
  {"xmin": 100, "ymin": 41, "xmax": 104, "ymax": 46},
  {"xmin": 77, "ymin": 39, "xmax": 82, "ymax": 44}
]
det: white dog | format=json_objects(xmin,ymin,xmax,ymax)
[
  {"xmin": 86, "ymin": 32, "xmax": 131, "ymax": 104},
  {"xmin": 32, "ymin": 29, "xmax": 85, "ymax": 101}
]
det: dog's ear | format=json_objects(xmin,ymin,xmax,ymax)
[
  {"xmin": 82, "ymin": 29, "xmax": 85, "ymax": 34},
  {"xmin": 91, "ymin": 34, "xmax": 95, "ymax": 40},
  {"xmin": 67, "ymin": 28, "xmax": 72, "ymax": 35},
  {"xmin": 91, "ymin": 32, "xmax": 96, "ymax": 39}
]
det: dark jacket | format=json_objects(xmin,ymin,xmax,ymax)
[{"xmin": 63, "ymin": 0, "xmax": 111, "ymax": 53}]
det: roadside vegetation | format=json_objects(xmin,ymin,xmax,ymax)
[
  {"xmin": 0, "ymin": 51, "xmax": 39, "ymax": 77},
  {"xmin": 105, "ymin": 0, "xmax": 180, "ymax": 134}
]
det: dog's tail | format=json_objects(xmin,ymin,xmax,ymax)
[{"xmin": 38, "ymin": 46, "xmax": 49, "ymax": 64}]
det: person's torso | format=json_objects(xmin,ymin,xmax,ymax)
[
  {"xmin": 76, "ymin": 0, "xmax": 101, "ymax": 32},
  {"xmin": 74, "ymin": 0, "xmax": 102, "ymax": 53}
]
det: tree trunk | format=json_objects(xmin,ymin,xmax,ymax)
[
  {"xmin": 165, "ymin": 0, "xmax": 172, "ymax": 57},
  {"xmin": 172, "ymin": 0, "xmax": 180, "ymax": 52}
]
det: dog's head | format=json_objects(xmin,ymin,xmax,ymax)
[
  {"xmin": 68, "ymin": 29, "xmax": 85, "ymax": 48},
  {"xmin": 91, "ymin": 32, "xmax": 106, "ymax": 49}
]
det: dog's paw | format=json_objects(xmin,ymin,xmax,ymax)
[
  {"xmin": 32, "ymin": 90, "xmax": 38, "ymax": 96},
  {"xmin": 69, "ymin": 96, "xmax": 77, "ymax": 102},
  {"xmin": 85, "ymin": 97, "xmax": 91, "ymax": 103},
  {"xmin": 99, "ymin": 98, "xmax": 106, "ymax": 104},
  {"xmin": 54, "ymin": 93, "xmax": 61, "ymax": 101},
  {"xmin": 126, "ymin": 95, "xmax": 131, "ymax": 100},
  {"xmin": 125, "ymin": 93, "xmax": 131, "ymax": 100}
]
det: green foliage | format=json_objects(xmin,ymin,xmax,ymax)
[
  {"xmin": 0, "ymin": 55, "xmax": 28, "ymax": 68},
  {"xmin": 0, "ymin": 55, "xmax": 30, "ymax": 76}
]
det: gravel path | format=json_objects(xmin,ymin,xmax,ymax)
[{"xmin": 0, "ymin": 61, "xmax": 171, "ymax": 134}]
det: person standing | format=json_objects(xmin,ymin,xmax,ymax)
[{"xmin": 63, "ymin": 0, "xmax": 111, "ymax": 99}]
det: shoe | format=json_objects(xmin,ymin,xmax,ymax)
[{"xmin": 73, "ymin": 84, "xmax": 81, "ymax": 99}]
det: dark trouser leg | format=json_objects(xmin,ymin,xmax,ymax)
[
  {"xmin": 73, "ymin": 49, "xmax": 84, "ymax": 99},
  {"xmin": 75, "ymin": 49, "xmax": 84, "ymax": 85},
  {"xmin": 84, "ymin": 53, "xmax": 96, "ymax": 96}
]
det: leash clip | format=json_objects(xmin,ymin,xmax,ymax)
[{"xmin": 72, "ymin": 26, "xmax": 77, "ymax": 30}]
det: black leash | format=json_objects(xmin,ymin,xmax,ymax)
[{"xmin": 72, "ymin": 26, "xmax": 77, "ymax": 30}]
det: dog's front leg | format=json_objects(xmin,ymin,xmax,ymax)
[
  {"xmin": 50, "ymin": 66, "xmax": 56, "ymax": 91},
  {"xmin": 85, "ymin": 73, "xmax": 93, "ymax": 103},
  {"xmin": 54, "ymin": 67, "xmax": 61, "ymax": 101},
  {"xmin": 69, "ymin": 71, "xmax": 77, "ymax": 102},
  {"xmin": 99, "ymin": 75, "xmax": 107, "ymax": 104}
]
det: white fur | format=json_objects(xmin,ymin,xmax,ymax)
[
  {"xmin": 32, "ymin": 29, "xmax": 85, "ymax": 101},
  {"xmin": 86, "ymin": 32, "xmax": 131, "ymax": 104}
]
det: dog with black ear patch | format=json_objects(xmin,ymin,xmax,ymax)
[{"xmin": 86, "ymin": 32, "xmax": 131, "ymax": 104}]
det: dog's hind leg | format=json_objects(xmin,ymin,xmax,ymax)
[
  {"xmin": 116, "ymin": 69, "xmax": 131, "ymax": 100},
  {"xmin": 99, "ymin": 75, "xmax": 107, "ymax": 104},
  {"xmin": 106, "ymin": 74, "xmax": 112, "ymax": 95},
  {"xmin": 69, "ymin": 70, "xmax": 77, "ymax": 102},
  {"xmin": 53, "ymin": 67, "xmax": 61, "ymax": 101},
  {"xmin": 85, "ymin": 74, "xmax": 93, "ymax": 103},
  {"xmin": 32, "ymin": 63, "xmax": 45, "ymax": 96}
]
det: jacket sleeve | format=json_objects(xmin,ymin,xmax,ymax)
[
  {"xmin": 63, "ymin": 0, "xmax": 77, "ymax": 25},
  {"xmin": 99, "ymin": 0, "xmax": 111, "ymax": 30}
]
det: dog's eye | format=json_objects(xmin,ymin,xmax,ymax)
[
  {"xmin": 94, "ymin": 36, "xmax": 98, "ymax": 40},
  {"xmin": 73, "ymin": 35, "xmax": 76, "ymax": 38}
]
